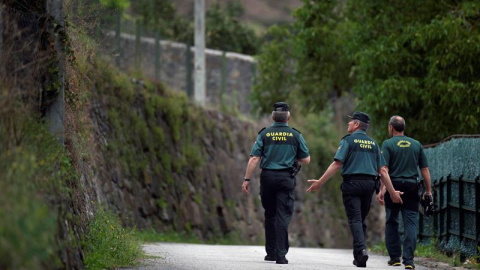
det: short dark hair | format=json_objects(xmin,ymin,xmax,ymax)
[
  {"xmin": 272, "ymin": 111, "xmax": 289, "ymax": 122},
  {"xmin": 355, "ymin": 120, "xmax": 369, "ymax": 131},
  {"xmin": 389, "ymin": 115, "xmax": 405, "ymax": 132}
]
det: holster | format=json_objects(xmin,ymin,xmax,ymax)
[
  {"xmin": 290, "ymin": 161, "xmax": 302, "ymax": 177},
  {"xmin": 374, "ymin": 174, "xmax": 381, "ymax": 194}
]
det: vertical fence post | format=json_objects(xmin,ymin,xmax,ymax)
[
  {"xmin": 250, "ymin": 61, "xmax": 257, "ymax": 115},
  {"xmin": 135, "ymin": 19, "xmax": 141, "ymax": 73},
  {"xmin": 221, "ymin": 51, "xmax": 227, "ymax": 108},
  {"xmin": 476, "ymin": 175, "xmax": 479, "ymax": 257},
  {"xmin": 433, "ymin": 179, "xmax": 439, "ymax": 241},
  {"xmin": 194, "ymin": 0, "xmax": 206, "ymax": 106},
  {"xmin": 155, "ymin": 31, "xmax": 161, "ymax": 81},
  {"xmin": 419, "ymin": 204, "xmax": 424, "ymax": 241},
  {"xmin": 458, "ymin": 175, "xmax": 464, "ymax": 252},
  {"xmin": 439, "ymin": 177, "xmax": 445, "ymax": 241},
  {"xmin": 185, "ymin": 43, "xmax": 193, "ymax": 98},
  {"xmin": 115, "ymin": 11, "xmax": 121, "ymax": 67},
  {"xmin": 446, "ymin": 175, "xmax": 451, "ymax": 244}
]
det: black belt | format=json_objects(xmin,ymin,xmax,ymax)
[
  {"xmin": 391, "ymin": 177, "xmax": 418, "ymax": 183},
  {"xmin": 262, "ymin": 168, "xmax": 291, "ymax": 172},
  {"xmin": 343, "ymin": 174, "xmax": 375, "ymax": 181}
]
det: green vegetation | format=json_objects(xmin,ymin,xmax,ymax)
[
  {"xmin": 0, "ymin": 117, "xmax": 75, "ymax": 269},
  {"xmin": 112, "ymin": 0, "xmax": 260, "ymax": 54},
  {"xmin": 83, "ymin": 208, "xmax": 142, "ymax": 270},
  {"xmin": 95, "ymin": 65, "xmax": 206, "ymax": 181},
  {"xmin": 253, "ymin": 0, "xmax": 480, "ymax": 144},
  {"xmin": 291, "ymin": 106, "xmax": 344, "ymax": 207},
  {"xmin": 373, "ymin": 241, "xmax": 480, "ymax": 269}
]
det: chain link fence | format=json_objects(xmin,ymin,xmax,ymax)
[{"xmin": 98, "ymin": 14, "xmax": 257, "ymax": 115}]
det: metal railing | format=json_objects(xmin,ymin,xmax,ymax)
[{"xmin": 418, "ymin": 136, "xmax": 480, "ymax": 258}]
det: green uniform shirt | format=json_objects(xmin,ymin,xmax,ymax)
[
  {"xmin": 250, "ymin": 122, "xmax": 309, "ymax": 170},
  {"xmin": 334, "ymin": 130, "xmax": 385, "ymax": 176},
  {"xmin": 381, "ymin": 135, "xmax": 428, "ymax": 179}
]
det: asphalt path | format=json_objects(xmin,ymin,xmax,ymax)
[{"xmin": 125, "ymin": 243, "xmax": 433, "ymax": 270}]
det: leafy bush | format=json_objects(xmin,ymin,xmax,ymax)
[
  {"xmin": 0, "ymin": 120, "xmax": 73, "ymax": 269},
  {"xmin": 83, "ymin": 208, "xmax": 142, "ymax": 270}
]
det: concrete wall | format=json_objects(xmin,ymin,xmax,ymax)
[{"xmin": 103, "ymin": 31, "xmax": 256, "ymax": 114}]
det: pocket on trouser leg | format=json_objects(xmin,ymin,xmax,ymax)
[{"xmin": 285, "ymin": 190, "xmax": 295, "ymax": 215}]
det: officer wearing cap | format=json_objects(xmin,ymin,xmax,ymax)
[
  {"xmin": 306, "ymin": 111, "xmax": 403, "ymax": 268},
  {"xmin": 376, "ymin": 115, "xmax": 432, "ymax": 269},
  {"xmin": 242, "ymin": 102, "xmax": 310, "ymax": 265}
]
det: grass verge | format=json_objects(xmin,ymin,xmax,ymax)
[{"xmin": 372, "ymin": 241, "xmax": 480, "ymax": 269}]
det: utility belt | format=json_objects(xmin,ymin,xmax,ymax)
[
  {"xmin": 262, "ymin": 168, "xmax": 291, "ymax": 172},
  {"xmin": 342, "ymin": 174, "xmax": 376, "ymax": 181},
  {"xmin": 391, "ymin": 177, "xmax": 419, "ymax": 184},
  {"xmin": 262, "ymin": 161, "xmax": 302, "ymax": 178}
]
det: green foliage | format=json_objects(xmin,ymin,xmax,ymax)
[
  {"xmin": 100, "ymin": 0, "xmax": 129, "ymax": 11},
  {"xmin": 129, "ymin": 0, "xmax": 193, "ymax": 43},
  {"xmin": 205, "ymin": 2, "xmax": 259, "ymax": 54},
  {"xmin": 253, "ymin": 1, "xmax": 348, "ymax": 113},
  {"xmin": 128, "ymin": 0, "xmax": 260, "ymax": 54},
  {"xmin": 0, "ymin": 119, "xmax": 75, "ymax": 269},
  {"xmin": 83, "ymin": 208, "xmax": 142, "ymax": 270},
  {"xmin": 349, "ymin": 0, "xmax": 480, "ymax": 143},
  {"xmin": 290, "ymin": 105, "xmax": 345, "ymax": 214},
  {"xmin": 254, "ymin": 0, "xmax": 480, "ymax": 144},
  {"xmin": 95, "ymin": 65, "xmax": 207, "ymax": 189}
]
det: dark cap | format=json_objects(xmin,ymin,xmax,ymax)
[
  {"xmin": 348, "ymin": 111, "xmax": 370, "ymax": 123},
  {"xmin": 273, "ymin": 102, "xmax": 289, "ymax": 112}
]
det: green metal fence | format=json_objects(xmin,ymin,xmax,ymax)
[{"xmin": 419, "ymin": 135, "xmax": 480, "ymax": 258}]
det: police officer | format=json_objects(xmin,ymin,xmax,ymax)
[
  {"xmin": 376, "ymin": 115, "xmax": 432, "ymax": 269},
  {"xmin": 242, "ymin": 102, "xmax": 310, "ymax": 265},
  {"xmin": 306, "ymin": 111, "xmax": 403, "ymax": 268}
]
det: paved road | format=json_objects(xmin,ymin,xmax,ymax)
[{"xmin": 126, "ymin": 243, "xmax": 432, "ymax": 270}]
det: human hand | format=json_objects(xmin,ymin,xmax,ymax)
[
  {"xmin": 242, "ymin": 181, "xmax": 250, "ymax": 195},
  {"xmin": 422, "ymin": 192, "xmax": 432, "ymax": 201},
  {"xmin": 306, "ymin": 179, "xmax": 321, "ymax": 192},
  {"xmin": 376, "ymin": 191, "xmax": 385, "ymax": 205},
  {"xmin": 390, "ymin": 190, "xmax": 404, "ymax": 204}
]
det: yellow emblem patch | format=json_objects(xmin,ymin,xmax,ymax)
[{"xmin": 397, "ymin": 140, "xmax": 411, "ymax": 148}]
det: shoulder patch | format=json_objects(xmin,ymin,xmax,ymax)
[
  {"xmin": 257, "ymin": 127, "xmax": 266, "ymax": 134},
  {"xmin": 291, "ymin": 127, "xmax": 301, "ymax": 134},
  {"xmin": 341, "ymin": 134, "xmax": 351, "ymax": 140}
]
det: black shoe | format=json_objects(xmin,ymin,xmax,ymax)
[
  {"xmin": 405, "ymin": 264, "xmax": 415, "ymax": 269},
  {"xmin": 264, "ymin": 255, "xmax": 276, "ymax": 261},
  {"xmin": 355, "ymin": 250, "xmax": 368, "ymax": 268},
  {"xmin": 388, "ymin": 257, "xmax": 401, "ymax": 266},
  {"xmin": 276, "ymin": 257, "xmax": 288, "ymax": 264}
]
